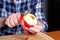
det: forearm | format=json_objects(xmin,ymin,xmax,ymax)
[{"xmin": 0, "ymin": 17, "xmax": 6, "ymax": 28}]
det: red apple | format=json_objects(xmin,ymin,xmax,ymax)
[{"xmin": 19, "ymin": 13, "xmax": 37, "ymax": 28}]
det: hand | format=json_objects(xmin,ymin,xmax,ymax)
[
  {"xmin": 5, "ymin": 13, "xmax": 21, "ymax": 28},
  {"xmin": 25, "ymin": 21, "xmax": 44, "ymax": 34}
]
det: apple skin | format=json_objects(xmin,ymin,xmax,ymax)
[
  {"xmin": 24, "ymin": 20, "xmax": 34, "ymax": 28},
  {"xmin": 19, "ymin": 14, "xmax": 24, "ymax": 23},
  {"xmin": 19, "ymin": 14, "xmax": 34, "ymax": 28}
]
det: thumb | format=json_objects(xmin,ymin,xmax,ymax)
[{"xmin": 16, "ymin": 13, "xmax": 21, "ymax": 20}]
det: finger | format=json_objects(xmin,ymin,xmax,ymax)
[
  {"xmin": 13, "ymin": 15, "xmax": 18, "ymax": 25},
  {"xmin": 25, "ymin": 27, "xmax": 35, "ymax": 33},
  {"xmin": 16, "ymin": 13, "xmax": 21, "ymax": 20},
  {"xmin": 6, "ymin": 18, "xmax": 13, "ymax": 28},
  {"xmin": 34, "ymin": 25, "xmax": 43, "ymax": 30},
  {"xmin": 30, "ymin": 27, "xmax": 40, "ymax": 32},
  {"xmin": 28, "ymin": 28, "xmax": 36, "ymax": 33},
  {"xmin": 9, "ymin": 16, "xmax": 15, "ymax": 27}
]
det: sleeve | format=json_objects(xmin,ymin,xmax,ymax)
[{"xmin": 35, "ymin": 0, "xmax": 48, "ymax": 32}]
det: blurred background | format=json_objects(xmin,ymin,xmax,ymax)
[{"xmin": 43, "ymin": 0, "xmax": 60, "ymax": 32}]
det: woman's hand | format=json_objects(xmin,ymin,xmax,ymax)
[
  {"xmin": 25, "ymin": 21, "xmax": 44, "ymax": 34},
  {"xmin": 5, "ymin": 13, "xmax": 21, "ymax": 28}
]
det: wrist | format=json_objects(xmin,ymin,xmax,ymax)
[{"xmin": 0, "ymin": 17, "xmax": 7, "ymax": 28}]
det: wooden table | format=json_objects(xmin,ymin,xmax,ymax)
[
  {"xmin": 46, "ymin": 31, "xmax": 60, "ymax": 40},
  {"xmin": 0, "ymin": 31, "xmax": 60, "ymax": 40}
]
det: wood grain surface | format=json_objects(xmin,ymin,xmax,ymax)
[{"xmin": 0, "ymin": 32, "xmax": 54, "ymax": 40}]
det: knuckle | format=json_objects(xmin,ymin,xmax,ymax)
[
  {"xmin": 15, "ymin": 20, "xmax": 18, "ymax": 24},
  {"xmin": 11, "ymin": 22, "xmax": 15, "ymax": 26},
  {"xmin": 11, "ymin": 13, "xmax": 15, "ymax": 15},
  {"xmin": 8, "ymin": 24, "xmax": 12, "ymax": 28}
]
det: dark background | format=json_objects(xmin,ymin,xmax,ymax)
[{"xmin": 43, "ymin": 0, "xmax": 60, "ymax": 32}]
